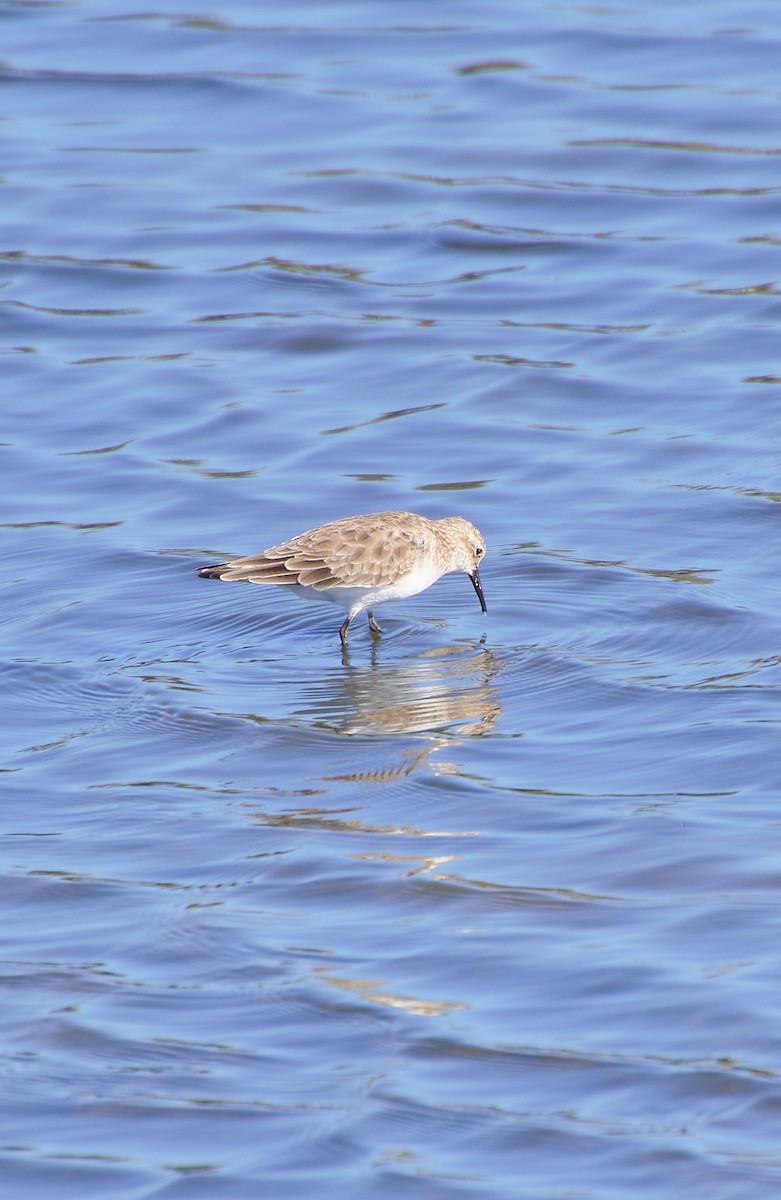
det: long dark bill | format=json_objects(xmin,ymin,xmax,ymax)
[{"xmin": 469, "ymin": 569, "xmax": 487, "ymax": 613}]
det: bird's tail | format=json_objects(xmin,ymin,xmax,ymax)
[{"xmin": 198, "ymin": 564, "xmax": 228, "ymax": 580}]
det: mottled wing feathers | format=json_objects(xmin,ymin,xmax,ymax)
[{"xmin": 199, "ymin": 511, "xmax": 431, "ymax": 590}]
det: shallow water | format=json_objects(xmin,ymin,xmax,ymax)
[{"xmin": 3, "ymin": 1, "xmax": 781, "ymax": 1196}]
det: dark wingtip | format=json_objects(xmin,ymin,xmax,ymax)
[{"xmin": 198, "ymin": 564, "xmax": 226, "ymax": 580}]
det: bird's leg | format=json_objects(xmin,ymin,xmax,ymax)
[
  {"xmin": 367, "ymin": 610, "xmax": 383, "ymax": 637},
  {"xmin": 339, "ymin": 615, "xmax": 351, "ymax": 649}
]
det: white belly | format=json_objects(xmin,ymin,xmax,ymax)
[{"xmin": 292, "ymin": 561, "xmax": 444, "ymax": 618}]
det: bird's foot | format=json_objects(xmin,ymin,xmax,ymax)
[{"xmin": 367, "ymin": 611, "xmax": 383, "ymax": 637}]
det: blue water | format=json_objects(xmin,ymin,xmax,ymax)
[{"xmin": 3, "ymin": 1, "xmax": 781, "ymax": 1196}]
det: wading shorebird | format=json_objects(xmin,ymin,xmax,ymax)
[{"xmin": 198, "ymin": 510, "xmax": 487, "ymax": 649}]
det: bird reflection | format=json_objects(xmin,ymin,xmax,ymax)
[{"xmin": 295, "ymin": 640, "xmax": 503, "ymax": 743}]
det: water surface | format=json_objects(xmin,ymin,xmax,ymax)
[{"xmin": 3, "ymin": 1, "xmax": 781, "ymax": 1197}]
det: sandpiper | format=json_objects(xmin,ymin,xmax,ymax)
[{"xmin": 198, "ymin": 510, "xmax": 487, "ymax": 648}]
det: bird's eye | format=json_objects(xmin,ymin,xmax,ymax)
[{"xmin": 475, "ymin": 546, "xmax": 484, "ymax": 559}]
